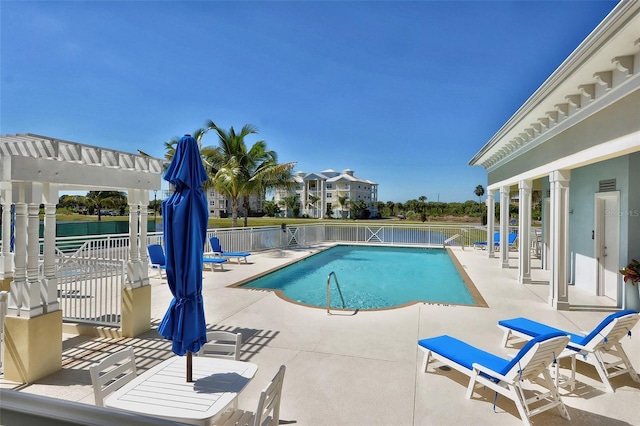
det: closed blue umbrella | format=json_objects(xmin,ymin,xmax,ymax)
[{"xmin": 158, "ymin": 134, "xmax": 208, "ymax": 381}]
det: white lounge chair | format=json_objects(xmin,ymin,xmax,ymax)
[
  {"xmin": 418, "ymin": 332, "xmax": 570, "ymax": 426},
  {"xmin": 89, "ymin": 347, "xmax": 137, "ymax": 407},
  {"xmin": 198, "ymin": 330, "xmax": 242, "ymax": 360},
  {"xmin": 498, "ymin": 310, "xmax": 640, "ymax": 392},
  {"xmin": 217, "ymin": 365, "xmax": 286, "ymax": 426}
]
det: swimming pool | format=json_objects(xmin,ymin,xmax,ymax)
[{"xmin": 239, "ymin": 245, "xmax": 485, "ymax": 310}]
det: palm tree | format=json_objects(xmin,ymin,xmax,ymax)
[
  {"xmin": 202, "ymin": 120, "xmax": 295, "ymax": 227},
  {"xmin": 474, "ymin": 185, "xmax": 485, "ymax": 203},
  {"xmin": 279, "ymin": 195, "xmax": 299, "ymax": 218},
  {"xmin": 337, "ymin": 194, "xmax": 349, "ymax": 219},
  {"xmin": 85, "ymin": 191, "xmax": 127, "ymax": 221},
  {"xmin": 308, "ymin": 194, "xmax": 320, "ymax": 218},
  {"xmin": 162, "ymin": 128, "xmax": 217, "ymax": 176},
  {"xmin": 386, "ymin": 201, "xmax": 396, "ymax": 217}
]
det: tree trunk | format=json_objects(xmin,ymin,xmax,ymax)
[
  {"xmin": 242, "ymin": 196, "xmax": 249, "ymax": 227},
  {"xmin": 231, "ymin": 197, "xmax": 239, "ymax": 228}
]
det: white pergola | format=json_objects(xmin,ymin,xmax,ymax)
[{"xmin": 0, "ymin": 133, "xmax": 163, "ymax": 318}]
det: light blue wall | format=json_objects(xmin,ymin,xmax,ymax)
[
  {"xmin": 569, "ymin": 156, "xmax": 629, "ymax": 283},
  {"xmin": 624, "ymin": 152, "xmax": 640, "ymax": 309},
  {"xmin": 627, "ymin": 152, "xmax": 640, "ymax": 259}
]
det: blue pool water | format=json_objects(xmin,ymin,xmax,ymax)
[{"xmin": 240, "ymin": 245, "xmax": 476, "ymax": 310}]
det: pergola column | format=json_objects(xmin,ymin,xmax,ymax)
[
  {"xmin": 139, "ymin": 190, "xmax": 150, "ymax": 285},
  {"xmin": 126, "ymin": 189, "xmax": 142, "ymax": 289},
  {"xmin": 518, "ymin": 179, "xmax": 532, "ymax": 283},
  {"xmin": 7, "ymin": 200, "xmax": 26, "ymax": 316},
  {"xmin": 0, "ymin": 186, "xmax": 14, "ymax": 285},
  {"xmin": 486, "ymin": 190, "xmax": 495, "ymax": 258},
  {"xmin": 25, "ymin": 184, "xmax": 44, "ymax": 318},
  {"xmin": 549, "ymin": 170, "xmax": 570, "ymax": 310},
  {"xmin": 8, "ymin": 183, "xmax": 44, "ymax": 318},
  {"xmin": 42, "ymin": 183, "xmax": 60, "ymax": 312},
  {"xmin": 499, "ymin": 186, "xmax": 510, "ymax": 268}
]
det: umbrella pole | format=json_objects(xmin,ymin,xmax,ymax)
[{"xmin": 187, "ymin": 352, "xmax": 193, "ymax": 382}]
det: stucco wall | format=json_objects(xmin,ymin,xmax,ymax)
[
  {"xmin": 569, "ymin": 157, "xmax": 629, "ymax": 295},
  {"xmin": 628, "ymin": 152, "xmax": 640, "ymax": 260}
]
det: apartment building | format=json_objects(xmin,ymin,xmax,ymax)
[
  {"xmin": 205, "ymin": 189, "xmax": 262, "ymax": 218},
  {"xmin": 162, "ymin": 188, "xmax": 260, "ymax": 218},
  {"xmin": 274, "ymin": 169, "xmax": 378, "ymax": 218}
]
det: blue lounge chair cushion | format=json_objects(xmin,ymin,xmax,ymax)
[
  {"xmin": 148, "ymin": 244, "xmax": 166, "ymax": 267},
  {"xmin": 418, "ymin": 335, "xmax": 510, "ymax": 374},
  {"xmin": 203, "ymin": 258, "xmax": 227, "ymax": 264},
  {"xmin": 419, "ymin": 331, "xmax": 566, "ymax": 380},
  {"xmin": 499, "ymin": 310, "xmax": 637, "ymax": 349},
  {"xmin": 473, "ymin": 233, "xmax": 516, "ymax": 247}
]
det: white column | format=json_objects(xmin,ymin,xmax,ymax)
[
  {"xmin": 24, "ymin": 196, "xmax": 44, "ymax": 317},
  {"xmin": 549, "ymin": 170, "xmax": 570, "ymax": 310},
  {"xmin": 126, "ymin": 189, "xmax": 142, "ymax": 289},
  {"xmin": 139, "ymin": 190, "xmax": 150, "ymax": 285},
  {"xmin": 486, "ymin": 190, "xmax": 495, "ymax": 258},
  {"xmin": 518, "ymin": 180, "xmax": 532, "ymax": 283},
  {"xmin": 7, "ymin": 200, "xmax": 26, "ymax": 316},
  {"xmin": 0, "ymin": 186, "xmax": 14, "ymax": 279},
  {"xmin": 499, "ymin": 186, "xmax": 510, "ymax": 268},
  {"xmin": 42, "ymin": 183, "xmax": 60, "ymax": 312}
]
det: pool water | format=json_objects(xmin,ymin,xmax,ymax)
[{"xmin": 240, "ymin": 245, "xmax": 477, "ymax": 310}]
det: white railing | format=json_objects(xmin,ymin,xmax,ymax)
[
  {"xmin": 4, "ymin": 223, "xmax": 493, "ymax": 329},
  {"xmin": 0, "ymin": 389, "xmax": 184, "ymax": 425},
  {"xmin": 56, "ymin": 257, "xmax": 125, "ymax": 326}
]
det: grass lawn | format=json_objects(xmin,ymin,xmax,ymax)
[{"xmin": 54, "ymin": 213, "xmax": 478, "ymax": 228}]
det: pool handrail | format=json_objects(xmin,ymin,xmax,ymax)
[{"xmin": 327, "ymin": 271, "xmax": 346, "ymax": 314}]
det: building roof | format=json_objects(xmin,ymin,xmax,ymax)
[{"xmin": 469, "ymin": 1, "xmax": 640, "ymax": 172}]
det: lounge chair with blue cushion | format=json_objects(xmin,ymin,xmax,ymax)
[
  {"xmin": 418, "ymin": 332, "xmax": 570, "ymax": 426},
  {"xmin": 208, "ymin": 236, "xmax": 251, "ymax": 264},
  {"xmin": 498, "ymin": 310, "xmax": 640, "ymax": 392},
  {"xmin": 147, "ymin": 244, "xmax": 167, "ymax": 278},
  {"xmin": 149, "ymin": 243, "xmax": 227, "ymax": 275},
  {"xmin": 474, "ymin": 233, "xmax": 518, "ymax": 251},
  {"xmin": 203, "ymin": 256, "xmax": 228, "ymax": 271},
  {"xmin": 473, "ymin": 232, "xmax": 500, "ymax": 250}
]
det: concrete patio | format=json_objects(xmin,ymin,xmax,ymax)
[{"xmin": 2, "ymin": 245, "xmax": 639, "ymax": 425}]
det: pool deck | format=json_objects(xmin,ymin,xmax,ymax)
[{"xmin": 2, "ymin": 245, "xmax": 639, "ymax": 425}]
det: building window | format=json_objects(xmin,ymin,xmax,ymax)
[
  {"xmin": 327, "ymin": 203, "xmax": 332, "ymax": 211},
  {"xmin": 327, "ymin": 193, "xmax": 332, "ymax": 198},
  {"xmin": 327, "ymin": 183, "xmax": 333, "ymax": 189}
]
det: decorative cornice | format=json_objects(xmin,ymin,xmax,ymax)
[
  {"xmin": 578, "ymin": 83, "xmax": 595, "ymax": 100},
  {"xmin": 612, "ymin": 55, "xmax": 634, "ymax": 74},
  {"xmin": 594, "ymin": 71, "xmax": 613, "ymax": 89},
  {"xmin": 565, "ymin": 94, "xmax": 581, "ymax": 108}
]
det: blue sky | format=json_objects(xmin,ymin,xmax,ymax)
[{"xmin": 1, "ymin": 1, "xmax": 618, "ymax": 202}]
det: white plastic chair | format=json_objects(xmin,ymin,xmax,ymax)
[
  {"xmin": 89, "ymin": 347, "xmax": 137, "ymax": 407},
  {"xmin": 198, "ymin": 331, "xmax": 243, "ymax": 360},
  {"xmin": 217, "ymin": 365, "xmax": 286, "ymax": 426}
]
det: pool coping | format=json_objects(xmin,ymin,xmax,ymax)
[{"xmin": 227, "ymin": 243, "xmax": 489, "ymax": 311}]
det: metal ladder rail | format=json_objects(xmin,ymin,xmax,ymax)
[
  {"xmin": 326, "ymin": 271, "xmax": 346, "ymax": 314},
  {"xmin": 443, "ymin": 233, "xmax": 465, "ymax": 250}
]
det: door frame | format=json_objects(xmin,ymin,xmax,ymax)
[{"xmin": 594, "ymin": 191, "xmax": 620, "ymax": 300}]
